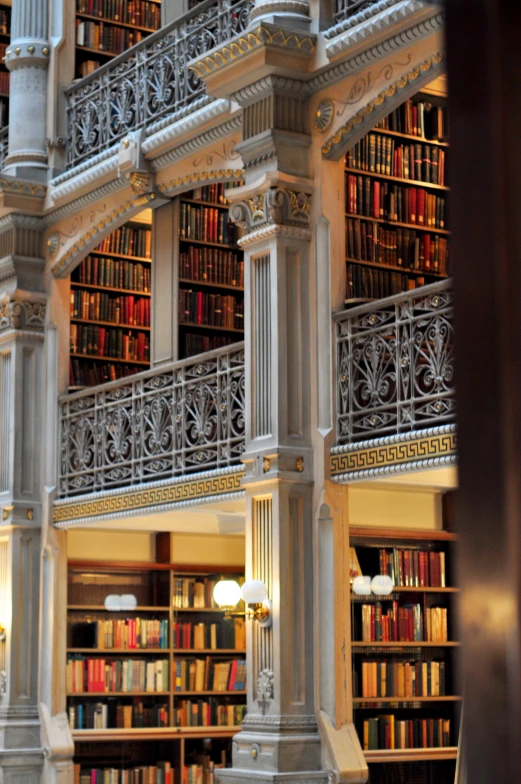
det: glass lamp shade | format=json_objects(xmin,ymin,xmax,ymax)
[
  {"xmin": 120, "ymin": 594, "xmax": 138, "ymax": 610},
  {"xmin": 371, "ymin": 575, "xmax": 394, "ymax": 596},
  {"xmin": 104, "ymin": 594, "xmax": 121, "ymax": 611},
  {"xmin": 213, "ymin": 580, "xmax": 241, "ymax": 609},
  {"xmin": 352, "ymin": 576, "xmax": 372, "ymax": 596},
  {"xmin": 240, "ymin": 579, "xmax": 267, "ymax": 604}
]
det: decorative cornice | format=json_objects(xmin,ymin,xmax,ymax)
[
  {"xmin": 242, "ymin": 714, "xmax": 318, "ymax": 730},
  {"xmin": 151, "ymin": 117, "xmax": 242, "ymax": 171},
  {"xmin": 324, "ymin": 0, "xmax": 435, "ymax": 44},
  {"xmin": 238, "ymin": 223, "xmax": 312, "ymax": 246},
  {"xmin": 309, "ymin": 11, "xmax": 444, "ymax": 92},
  {"xmin": 330, "ymin": 424, "xmax": 456, "ymax": 481},
  {"xmin": 0, "ymin": 213, "xmax": 45, "ymax": 232},
  {"xmin": 52, "ymin": 146, "xmax": 118, "ymax": 186},
  {"xmin": 143, "ymin": 98, "xmax": 231, "ymax": 158},
  {"xmin": 157, "ymin": 169, "xmax": 244, "ymax": 197},
  {"xmin": 0, "ymin": 176, "xmax": 46, "ymax": 199},
  {"xmin": 144, "ymin": 95, "xmax": 216, "ymax": 140},
  {"xmin": 50, "ymin": 152, "xmax": 120, "ymax": 204},
  {"xmin": 53, "ymin": 466, "xmax": 246, "ymax": 525},
  {"xmin": 321, "ymin": 51, "xmax": 444, "ymax": 158},
  {"xmin": 50, "ymin": 193, "xmax": 156, "ymax": 277},
  {"xmin": 232, "ymin": 74, "xmax": 311, "ymax": 104},
  {"xmin": 44, "ymin": 178, "xmax": 128, "ymax": 226},
  {"xmin": 189, "ymin": 26, "xmax": 316, "ymax": 79}
]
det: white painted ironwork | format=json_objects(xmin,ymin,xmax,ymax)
[
  {"xmin": 64, "ymin": 0, "xmax": 253, "ymax": 169},
  {"xmin": 334, "ymin": 280, "xmax": 454, "ymax": 444},
  {"xmin": 332, "ymin": 0, "xmax": 400, "ymax": 27},
  {"xmin": 0, "ymin": 127, "xmax": 8, "ymax": 169},
  {"xmin": 59, "ymin": 343, "xmax": 245, "ymax": 497}
]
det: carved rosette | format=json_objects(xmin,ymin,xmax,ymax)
[{"xmin": 229, "ymin": 187, "xmax": 312, "ymax": 244}]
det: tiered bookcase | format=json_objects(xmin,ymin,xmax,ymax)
[
  {"xmin": 345, "ymin": 92, "xmax": 449, "ymax": 305},
  {"xmin": 0, "ymin": 2, "xmax": 10, "ymax": 127},
  {"xmin": 350, "ymin": 527, "xmax": 460, "ymax": 784},
  {"xmin": 67, "ymin": 559, "xmax": 247, "ymax": 784},
  {"xmin": 177, "ymin": 183, "xmax": 244, "ymax": 359},
  {"xmin": 75, "ymin": 0, "xmax": 162, "ymax": 79},
  {"xmin": 69, "ymin": 219, "xmax": 152, "ymax": 388}
]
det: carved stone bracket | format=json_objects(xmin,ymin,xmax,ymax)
[
  {"xmin": 0, "ymin": 297, "xmax": 46, "ymax": 333},
  {"xmin": 230, "ymin": 187, "xmax": 312, "ymax": 243}
]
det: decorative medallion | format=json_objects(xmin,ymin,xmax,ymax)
[
  {"xmin": 256, "ymin": 669, "xmax": 274, "ymax": 715},
  {"xmin": 290, "ymin": 191, "xmax": 311, "ymax": 221},
  {"xmin": 314, "ymin": 98, "xmax": 334, "ymax": 133},
  {"xmin": 46, "ymin": 233, "xmax": 59, "ymax": 258}
]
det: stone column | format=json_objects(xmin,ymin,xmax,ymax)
[{"xmin": 3, "ymin": 0, "xmax": 50, "ymax": 179}]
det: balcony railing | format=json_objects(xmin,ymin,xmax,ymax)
[
  {"xmin": 59, "ymin": 344, "xmax": 245, "ymax": 498},
  {"xmin": 64, "ymin": 0, "xmax": 253, "ymax": 169},
  {"xmin": 331, "ymin": 0, "xmax": 401, "ymax": 30},
  {"xmin": 0, "ymin": 127, "xmax": 8, "ymax": 168},
  {"xmin": 334, "ymin": 280, "xmax": 454, "ymax": 445}
]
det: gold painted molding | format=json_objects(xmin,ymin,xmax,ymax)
[
  {"xmin": 331, "ymin": 429, "xmax": 456, "ymax": 479},
  {"xmin": 157, "ymin": 168, "xmax": 244, "ymax": 196},
  {"xmin": 53, "ymin": 469, "xmax": 246, "ymax": 524}
]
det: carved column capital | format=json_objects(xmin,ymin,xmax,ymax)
[
  {"xmin": 230, "ymin": 185, "xmax": 313, "ymax": 245},
  {"xmin": 0, "ymin": 294, "xmax": 46, "ymax": 335}
]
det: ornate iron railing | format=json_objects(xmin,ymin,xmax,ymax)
[
  {"xmin": 0, "ymin": 127, "xmax": 8, "ymax": 169},
  {"xmin": 334, "ymin": 280, "xmax": 454, "ymax": 444},
  {"xmin": 59, "ymin": 344, "xmax": 245, "ymax": 498},
  {"xmin": 64, "ymin": 0, "xmax": 253, "ymax": 169},
  {"xmin": 331, "ymin": 0, "xmax": 399, "ymax": 29}
]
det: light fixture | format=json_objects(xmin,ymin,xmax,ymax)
[
  {"xmin": 212, "ymin": 580, "xmax": 242, "ymax": 619},
  {"xmin": 352, "ymin": 575, "xmax": 394, "ymax": 597},
  {"xmin": 241, "ymin": 579, "xmax": 272, "ymax": 627},
  {"xmin": 104, "ymin": 594, "xmax": 138, "ymax": 612}
]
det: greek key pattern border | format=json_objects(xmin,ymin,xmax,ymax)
[
  {"xmin": 331, "ymin": 429, "xmax": 456, "ymax": 479},
  {"xmin": 53, "ymin": 469, "xmax": 246, "ymax": 524}
]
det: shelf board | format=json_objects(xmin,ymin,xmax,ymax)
[
  {"xmin": 67, "ymin": 605, "xmax": 170, "ymax": 612},
  {"xmin": 71, "ymin": 282, "xmax": 151, "ymax": 297},
  {"xmin": 370, "ymin": 127, "xmax": 449, "ymax": 147},
  {"xmin": 76, "ymin": 12, "xmax": 159, "ymax": 35},
  {"xmin": 351, "ymin": 586, "xmax": 458, "ymax": 597},
  {"xmin": 67, "ymin": 648, "xmax": 169, "ymax": 654},
  {"xmin": 181, "ymin": 198, "xmax": 232, "ymax": 210},
  {"xmin": 76, "ymin": 45, "xmax": 119, "ymax": 59},
  {"xmin": 179, "ymin": 278, "xmax": 244, "ymax": 293},
  {"xmin": 172, "ymin": 607, "xmax": 231, "ymax": 613},
  {"xmin": 345, "ymin": 257, "xmax": 447, "ymax": 278},
  {"xmin": 68, "ymin": 691, "xmax": 169, "ymax": 697},
  {"xmin": 88, "ymin": 249, "xmax": 151, "ymax": 263},
  {"xmin": 345, "ymin": 213, "xmax": 450, "ymax": 235},
  {"xmin": 345, "ymin": 167, "xmax": 449, "ymax": 191},
  {"xmin": 179, "ymin": 237, "xmax": 238, "ymax": 251},
  {"xmin": 174, "ymin": 649, "xmax": 246, "ymax": 655},
  {"xmin": 70, "ymin": 353, "xmax": 150, "ymax": 366},
  {"xmin": 174, "ymin": 690, "xmax": 246, "ymax": 696},
  {"xmin": 179, "ymin": 322, "xmax": 243, "ymax": 335},
  {"xmin": 364, "ymin": 747, "xmax": 458, "ymax": 764},
  {"xmin": 71, "ymin": 726, "xmax": 240, "ymax": 742},
  {"xmin": 71, "ymin": 317, "xmax": 151, "ymax": 332},
  {"xmin": 349, "ymin": 527, "xmax": 458, "ymax": 542},
  {"xmin": 352, "ymin": 641, "xmax": 459, "ymax": 648},
  {"xmin": 353, "ymin": 696, "xmax": 461, "ymax": 705}
]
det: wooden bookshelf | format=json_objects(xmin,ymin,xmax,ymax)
[
  {"xmin": 345, "ymin": 91, "xmax": 450, "ymax": 302},
  {"xmin": 0, "ymin": 4, "xmax": 10, "ymax": 129},
  {"xmin": 67, "ymin": 558, "xmax": 247, "ymax": 783},
  {"xmin": 350, "ymin": 522, "xmax": 460, "ymax": 781},
  {"xmin": 178, "ymin": 182, "xmax": 245, "ymax": 359},
  {"xmin": 69, "ymin": 218, "xmax": 152, "ymax": 388},
  {"xmin": 75, "ymin": 0, "xmax": 162, "ymax": 79}
]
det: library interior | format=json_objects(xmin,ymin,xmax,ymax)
[{"xmin": 0, "ymin": 0, "xmax": 513, "ymax": 782}]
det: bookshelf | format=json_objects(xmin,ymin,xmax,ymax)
[
  {"xmin": 349, "ymin": 526, "xmax": 460, "ymax": 784},
  {"xmin": 67, "ymin": 559, "xmax": 247, "ymax": 784},
  {"xmin": 69, "ymin": 219, "xmax": 152, "ymax": 388},
  {"xmin": 75, "ymin": 0, "xmax": 162, "ymax": 79},
  {"xmin": 178, "ymin": 183, "xmax": 244, "ymax": 359},
  {"xmin": 345, "ymin": 91, "xmax": 449, "ymax": 305},
  {"xmin": 0, "ymin": 3, "xmax": 10, "ymax": 128}
]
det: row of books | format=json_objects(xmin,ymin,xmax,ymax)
[
  {"xmin": 347, "ymin": 137, "xmax": 446, "ymax": 185},
  {"xmin": 346, "ymin": 263, "xmax": 423, "ymax": 300},
  {"xmin": 173, "ymin": 620, "xmax": 246, "ymax": 651},
  {"xmin": 77, "ymin": 0, "xmax": 162, "ymax": 29},
  {"xmin": 75, "ymin": 256, "xmax": 151, "ymax": 292},
  {"xmin": 180, "ymin": 204, "xmax": 238, "ymax": 246},
  {"xmin": 70, "ymin": 290, "xmax": 151, "ymax": 327},
  {"xmin": 375, "ymin": 99, "xmax": 448, "ymax": 142},
  {"xmin": 67, "ymin": 657, "xmax": 169, "ymax": 693},
  {"xmin": 68, "ymin": 700, "xmax": 169, "ymax": 730},
  {"xmin": 70, "ymin": 324, "xmax": 149, "ymax": 362},
  {"xmin": 174, "ymin": 658, "xmax": 246, "ymax": 692},
  {"xmin": 180, "ymin": 248, "xmax": 244, "ymax": 288},
  {"xmin": 346, "ymin": 218, "xmax": 449, "ymax": 275},
  {"xmin": 189, "ymin": 184, "xmax": 240, "ymax": 205},
  {"xmin": 378, "ymin": 548, "xmax": 447, "ymax": 588},
  {"xmin": 173, "ymin": 577, "xmax": 236, "ymax": 609},
  {"xmin": 96, "ymin": 227, "xmax": 151, "ymax": 258},
  {"xmin": 69, "ymin": 358, "xmax": 139, "ymax": 387},
  {"xmin": 0, "ymin": 10, "xmax": 9, "ymax": 35},
  {"xmin": 359, "ymin": 602, "xmax": 448, "ymax": 643},
  {"xmin": 179, "ymin": 290, "xmax": 244, "ymax": 331},
  {"xmin": 182, "ymin": 335, "xmax": 234, "ymax": 359},
  {"xmin": 76, "ymin": 20, "xmax": 146, "ymax": 55},
  {"xmin": 183, "ymin": 760, "xmax": 223, "ymax": 784},
  {"xmin": 69, "ymin": 619, "xmax": 170, "ymax": 650},
  {"xmin": 74, "ymin": 762, "xmax": 173, "ymax": 784},
  {"xmin": 356, "ymin": 659, "xmax": 447, "ymax": 698},
  {"xmin": 0, "ymin": 99, "xmax": 7, "ymax": 130},
  {"xmin": 0, "ymin": 72, "xmax": 8, "ymax": 95},
  {"xmin": 78, "ymin": 59, "xmax": 101, "ymax": 77},
  {"xmin": 346, "ymin": 175, "xmax": 446, "ymax": 229},
  {"xmin": 174, "ymin": 699, "xmax": 246, "ymax": 727},
  {"xmin": 362, "ymin": 716, "xmax": 451, "ymax": 750}
]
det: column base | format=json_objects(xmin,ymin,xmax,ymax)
[{"xmin": 218, "ymin": 768, "xmax": 329, "ymax": 784}]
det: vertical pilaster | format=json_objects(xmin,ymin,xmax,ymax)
[{"xmin": 3, "ymin": 0, "xmax": 50, "ymax": 178}]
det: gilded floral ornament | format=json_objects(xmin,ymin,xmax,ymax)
[
  {"xmin": 256, "ymin": 669, "xmax": 274, "ymax": 715},
  {"xmin": 158, "ymin": 169, "xmax": 244, "ymax": 197},
  {"xmin": 126, "ymin": 171, "xmax": 152, "ymax": 195},
  {"xmin": 46, "ymin": 233, "xmax": 60, "ymax": 258},
  {"xmin": 314, "ymin": 98, "xmax": 334, "ymax": 132}
]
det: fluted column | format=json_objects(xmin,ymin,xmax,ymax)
[{"xmin": 3, "ymin": 0, "xmax": 50, "ymax": 178}]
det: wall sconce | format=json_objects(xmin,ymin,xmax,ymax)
[
  {"xmin": 213, "ymin": 579, "xmax": 272, "ymax": 627},
  {"xmin": 104, "ymin": 594, "xmax": 138, "ymax": 612},
  {"xmin": 0, "ymin": 624, "xmax": 6, "ymax": 642},
  {"xmin": 353, "ymin": 575, "xmax": 394, "ymax": 596}
]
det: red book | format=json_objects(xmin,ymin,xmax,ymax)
[
  {"xmin": 417, "ymin": 189, "xmax": 425, "ymax": 225},
  {"xmin": 228, "ymin": 659, "xmax": 238, "ymax": 690},
  {"xmin": 373, "ymin": 180, "xmax": 380, "ymax": 219}
]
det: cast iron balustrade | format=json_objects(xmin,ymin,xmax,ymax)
[
  {"xmin": 65, "ymin": 0, "xmax": 253, "ymax": 169},
  {"xmin": 0, "ymin": 127, "xmax": 8, "ymax": 169},
  {"xmin": 334, "ymin": 280, "xmax": 454, "ymax": 444},
  {"xmin": 59, "ymin": 343, "xmax": 245, "ymax": 498},
  {"xmin": 331, "ymin": 0, "xmax": 401, "ymax": 28}
]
